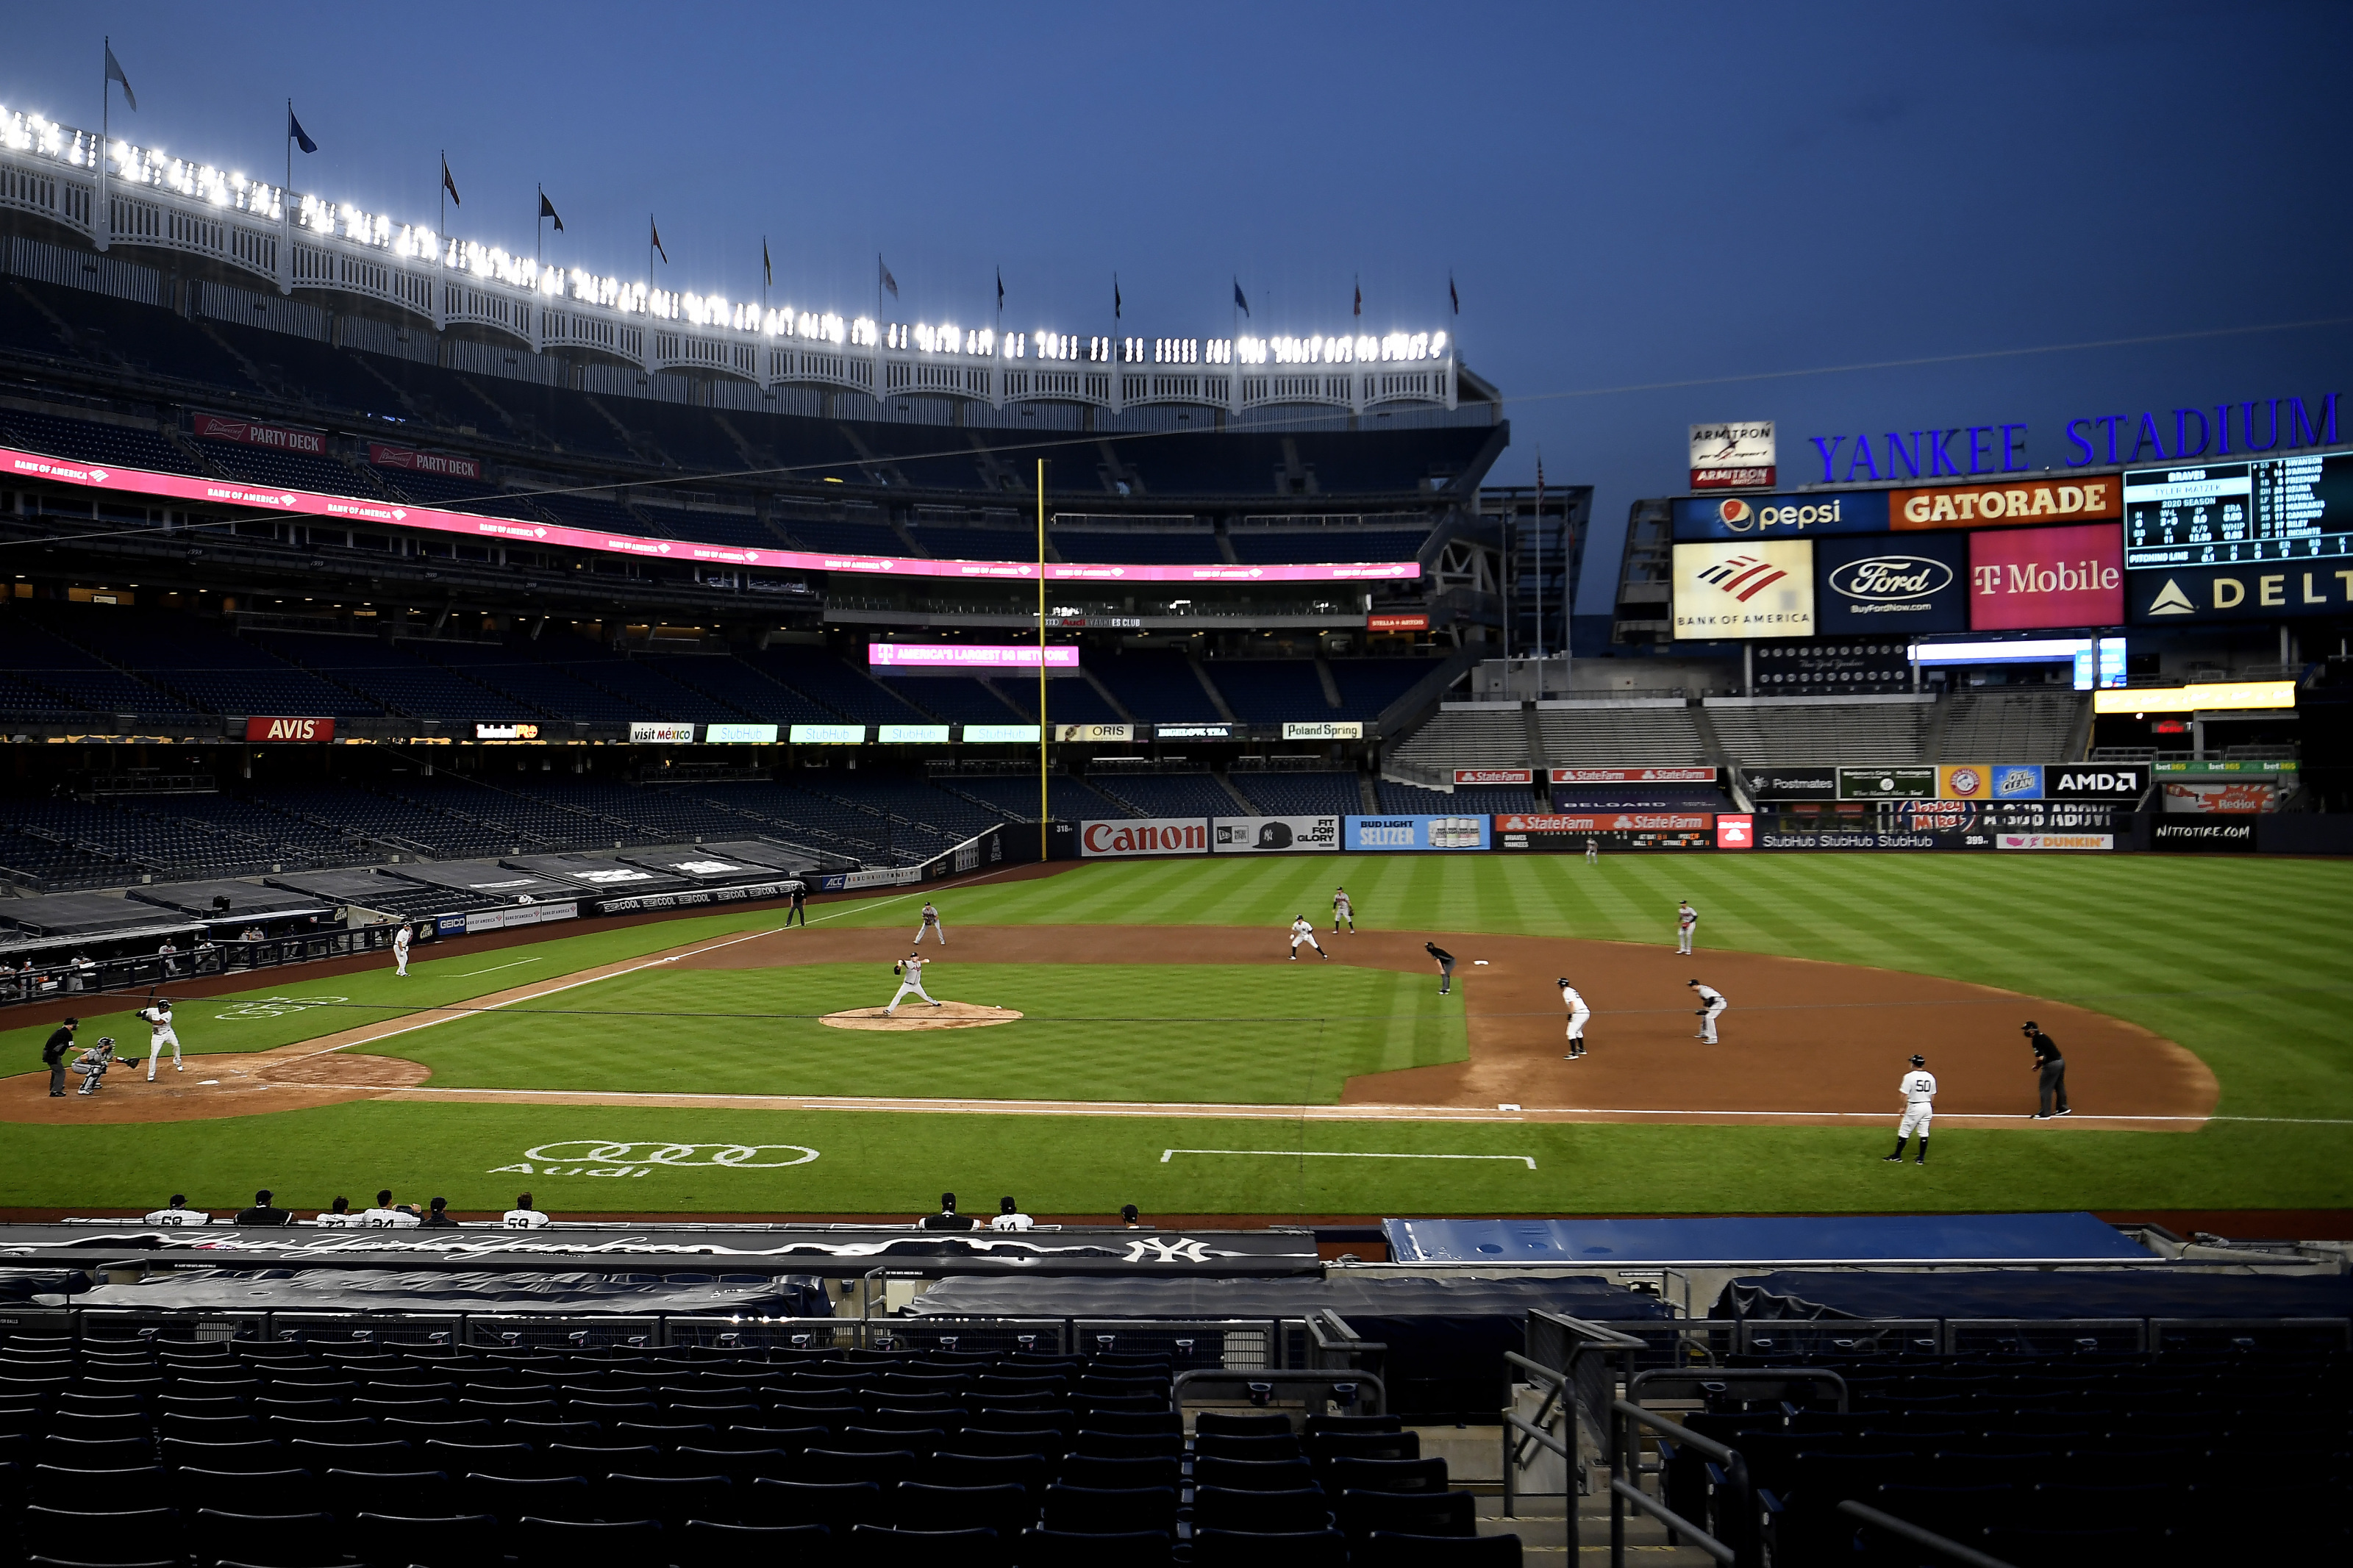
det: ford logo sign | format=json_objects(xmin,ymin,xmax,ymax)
[{"xmin": 1829, "ymin": 554, "xmax": 1953, "ymax": 601}]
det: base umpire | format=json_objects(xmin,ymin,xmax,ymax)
[{"xmin": 2024, "ymin": 1020, "xmax": 2071, "ymax": 1119}]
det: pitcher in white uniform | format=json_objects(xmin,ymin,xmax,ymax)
[
  {"xmin": 1885, "ymin": 1053, "xmax": 1936, "ymax": 1165},
  {"xmin": 885, "ymin": 952, "xmax": 942, "ymax": 1015},
  {"xmin": 393, "ymin": 923, "xmax": 412, "ymax": 976}
]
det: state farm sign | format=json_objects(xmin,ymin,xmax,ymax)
[
  {"xmin": 1078, "ymin": 817, "xmax": 1208, "ymax": 857},
  {"xmin": 1967, "ymin": 522, "xmax": 2124, "ymax": 631},
  {"xmin": 1454, "ymin": 768, "xmax": 1533, "ymax": 786},
  {"xmin": 244, "ymin": 716, "xmax": 335, "ymax": 742},
  {"xmin": 1549, "ymin": 767, "xmax": 1718, "ymax": 784}
]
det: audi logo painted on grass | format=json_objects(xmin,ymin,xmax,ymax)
[
  {"xmin": 495, "ymin": 1140, "xmax": 821, "ymax": 1177},
  {"xmin": 215, "ymin": 995, "xmax": 349, "ymax": 1020}
]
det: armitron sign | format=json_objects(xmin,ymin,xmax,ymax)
[{"xmin": 244, "ymin": 716, "xmax": 335, "ymax": 742}]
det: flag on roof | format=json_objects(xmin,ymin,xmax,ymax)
[
  {"xmin": 1113, "ymin": 273, "xmax": 1121, "ymax": 321},
  {"xmin": 104, "ymin": 43, "xmax": 136, "ymax": 112},
  {"xmin": 764, "ymin": 237, "xmax": 773, "ymax": 287},
  {"xmin": 1232, "ymin": 278, "xmax": 1249, "ymax": 317},
  {"xmin": 1449, "ymin": 271, "xmax": 1460, "ymax": 315},
  {"xmin": 288, "ymin": 109, "xmax": 316, "ymax": 155},
  {"xmin": 651, "ymin": 216, "xmax": 668, "ymax": 264},
  {"xmin": 879, "ymin": 254, "xmax": 899, "ymax": 298},
  {"xmin": 538, "ymin": 192, "xmax": 563, "ymax": 231},
  {"xmin": 1353, "ymin": 276, "xmax": 1361, "ymax": 318},
  {"xmin": 441, "ymin": 156, "xmax": 460, "ymax": 207}
]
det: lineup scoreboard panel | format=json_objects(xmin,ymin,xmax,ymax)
[
  {"xmin": 1493, "ymin": 813, "xmax": 1715, "ymax": 851},
  {"xmin": 2125, "ymin": 453, "xmax": 2353, "ymax": 569}
]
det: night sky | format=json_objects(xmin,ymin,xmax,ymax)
[{"xmin": 7, "ymin": 2, "xmax": 2350, "ymax": 613}]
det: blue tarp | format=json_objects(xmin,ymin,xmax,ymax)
[
  {"xmin": 1383, "ymin": 1213, "xmax": 2152, "ymax": 1265},
  {"xmin": 1715, "ymin": 1269, "xmax": 2353, "ymax": 1321}
]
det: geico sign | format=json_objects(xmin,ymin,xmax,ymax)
[{"xmin": 1079, "ymin": 818, "xmax": 1207, "ymax": 856}]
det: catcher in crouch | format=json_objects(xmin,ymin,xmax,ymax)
[{"xmin": 885, "ymin": 951, "xmax": 943, "ymax": 1017}]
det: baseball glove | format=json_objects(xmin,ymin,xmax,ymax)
[{"xmin": 893, "ymin": 963, "xmax": 905, "ymax": 976}]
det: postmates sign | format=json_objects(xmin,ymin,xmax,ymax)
[{"xmin": 1079, "ymin": 817, "xmax": 1209, "ymax": 857}]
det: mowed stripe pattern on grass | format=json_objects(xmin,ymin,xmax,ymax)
[
  {"xmin": 389, "ymin": 962, "xmax": 1465, "ymax": 1104},
  {"xmin": 822, "ymin": 853, "xmax": 2353, "ymax": 1121}
]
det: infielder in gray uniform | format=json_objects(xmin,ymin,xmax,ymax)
[{"xmin": 914, "ymin": 902, "xmax": 946, "ymax": 945}]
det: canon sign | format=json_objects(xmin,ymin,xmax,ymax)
[{"xmin": 1079, "ymin": 818, "xmax": 1208, "ymax": 857}]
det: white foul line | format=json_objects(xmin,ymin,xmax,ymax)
[
  {"xmin": 446, "ymin": 958, "xmax": 540, "ymax": 978},
  {"xmin": 1162, "ymin": 1148, "xmax": 1537, "ymax": 1169}
]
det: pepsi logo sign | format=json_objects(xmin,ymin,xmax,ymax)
[{"xmin": 1829, "ymin": 554, "xmax": 1954, "ymax": 601}]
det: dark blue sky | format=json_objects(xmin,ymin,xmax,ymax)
[{"xmin": 9, "ymin": 2, "xmax": 2350, "ymax": 612}]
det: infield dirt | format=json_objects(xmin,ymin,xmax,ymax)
[{"xmin": 1, "ymin": 920, "xmax": 2216, "ymax": 1131}]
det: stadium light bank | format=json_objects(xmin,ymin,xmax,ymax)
[{"xmin": 0, "ymin": 104, "xmax": 1456, "ymax": 418}]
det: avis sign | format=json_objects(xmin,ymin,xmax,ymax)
[{"xmin": 244, "ymin": 716, "xmax": 335, "ymax": 742}]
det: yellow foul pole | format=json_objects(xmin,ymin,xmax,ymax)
[{"xmin": 1037, "ymin": 458, "xmax": 1047, "ymax": 861}]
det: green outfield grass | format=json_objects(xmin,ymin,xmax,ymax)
[{"xmin": 7, "ymin": 853, "xmax": 2352, "ymax": 1217}]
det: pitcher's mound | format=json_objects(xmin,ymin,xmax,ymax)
[{"xmin": 822, "ymin": 1001, "xmax": 1023, "ymax": 1032}]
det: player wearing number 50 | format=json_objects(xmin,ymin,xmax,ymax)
[
  {"xmin": 1885, "ymin": 1053, "xmax": 1935, "ymax": 1164},
  {"xmin": 885, "ymin": 952, "xmax": 943, "ymax": 1016}
]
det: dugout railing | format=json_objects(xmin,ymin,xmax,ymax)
[{"xmin": 0, "ymin": 924, "xmax": 405, "ymax": 1009}]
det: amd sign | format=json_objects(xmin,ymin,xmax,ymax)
[{"xmin": 2046, "ymin": 765, "xmax": 2149, "ymax": 801}]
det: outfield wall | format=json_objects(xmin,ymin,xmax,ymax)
[{"xmin": 1048, "ymin": 809, "xmax": 2353, "ymax": 856}]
